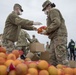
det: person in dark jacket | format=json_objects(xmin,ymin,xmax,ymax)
[{"xmin": 68, "ymin": 39, "xmax": 75, "ymax": 60}]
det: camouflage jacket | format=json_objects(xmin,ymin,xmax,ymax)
[
  {"xmin": 31, "ymin": 38, "xmax": 39, "ymax": 43},
  {"xmin": 46, "ymin": 8, "xmax": 67, "ymax": 39},
  {"xmin": 46, "ymin": 44, "xmax": 50, "ymax": 51},
  {"xmin": 3, "ymin": 11, "xmax": 35, "ymax": 42},
  {"xmin": 16, "ymin": 29, "xmax": 31, "ymax": 46}
]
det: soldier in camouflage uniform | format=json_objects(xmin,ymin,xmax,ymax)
[
  {"xmin": 0, "ymin": 34, "xmax": 2, "ymax": 46},
  {"xmin": 46, "ymin": 42, "xmax": 50, "ymax": 51},
  {"xmin": 2, "ymin": 3, "xmax": 41, "ymax": 53},
  {"xmin": 42, "ymin": 1, "xmax": 68, "ymax": 66},
  {"xmin": 16, "ymin": 29, "xmax": 32, "ymax": 55},
  {"xmin": 31, "ymin": 35, "xmax": 39, "ymax": 43}
]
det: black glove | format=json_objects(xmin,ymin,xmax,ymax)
[{"xmin": 20, "ymin": 54, "xmax": 26, "ymax": 60}]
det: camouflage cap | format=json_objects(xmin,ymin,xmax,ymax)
[
  {"xmin": 14, "ymin": 3, "xmax": 23, "ymax": 12},
  {"xmin": 42, "ymin": 0, "xmax": 51, "ymax": 11}
]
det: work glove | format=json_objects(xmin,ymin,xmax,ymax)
[
  {"xmin": 33, "ymin": 22, "xmax": 42, "ymax": 25},
  {"xmin": 20, "ymin": 54, "xmax": 26, "ymax": 60},
  {"xmin": 33, "ymin": 27, "xmax": 38, "ymax": 31},
  {"xmin": 41, "ymin": 29, "xmax": 47, "ymax": 35}
]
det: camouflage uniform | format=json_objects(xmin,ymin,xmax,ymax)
[
  {"xmin": 31, "ymin": 38, "xmax": 39, "ymax": 43},
  {"xmin": 2, "ymin": 11, "xmax": 35, "ymax": 53},
  {"xmin": 42, "ymin": 1, "xmax": 68, "ymax": 66},
  {"xmin": 0, "ymin": 34, "xmax": 2, "ymax": 46},
  {"xmin": 46, "ymin": 44, "xmax": 50, "ymax": 51},
  {"xmin": 16, "ymin": 29, "xmax": 32, "ymax": 55}
]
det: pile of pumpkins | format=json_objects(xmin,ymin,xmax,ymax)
[{"xmin": 0, "ymin": 46, "xmax": 76, "ymax": 75}]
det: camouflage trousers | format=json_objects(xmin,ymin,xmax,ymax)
[
  {"xmin": 16, "ymin": 46, "xmax": 29, "ymax": 55},
  {"xmin": 2, "ymin": 39, "xmax": 15, "ymax": 53},
  {"xmin": 49, "ymin": 36, "xmax": 68, "ymax": 66}
]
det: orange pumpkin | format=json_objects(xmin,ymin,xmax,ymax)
[
  {"xmin": 37, "ymin": 26, "xmax": 47, "ymax": 34},
  {"xmin": 12, "ymin": 50, "xmax": 20, "ymax": 58},
  {"xmin": 0, "ymin": 47, "xmax": 6, "ymax": 53}
]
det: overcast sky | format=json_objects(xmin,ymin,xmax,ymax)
[{"xmin": 0, "ymin": 0, "xmax": 76, "ymax": 45}]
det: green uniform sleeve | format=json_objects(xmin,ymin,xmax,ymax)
[
  {"xmin": 25, "ymin": 31, "xmax": 32, "ymax": 43},
  {"xmin": 9, "ymin": 13, "xmax": 33, "ymax": 26},
  {"xmin": 46, "ymin": 9, "xmax": 61, "ymax": 33},
  {"xmin": 21, "ymin": 26, "xmax": 35, "ymax": 30}
]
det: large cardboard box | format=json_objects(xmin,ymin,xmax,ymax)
[
  {"xmin": 31, "ymin": 54, "xmax": 40, "ymax": 61},
  {"xmin": 26, "ymin": 52, "xmax": 40, "ymax": 61},
  {"xmin": 26, "ymin": 52, "xmax": 34, "ymax": 59},
  {"xmin": 40, "ymin": 51, "xmax": 50, "ymax": 63},
  {"xmin": 30, "ymin": 43, "xmax": 45, "ymax": 52}
]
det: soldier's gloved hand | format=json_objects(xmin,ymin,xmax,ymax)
[
  {"xmin": 33, "ymin": 27, "xmax": 37, "ymax": 31},
  {"xmin": 33, "ymin": 22, "xmax": 42, "ymax": 25},
  {"xmin": 41, "ymin": 29, "xmax": 47, "ymax": 35},
  {"xmin": 20, "ymin": 54, "xmax": 26, "ymax": 60}
]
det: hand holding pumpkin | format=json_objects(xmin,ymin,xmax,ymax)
[{"xmin": 37, "ymin": 26, "xmax": 47, "ymax": 35}]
